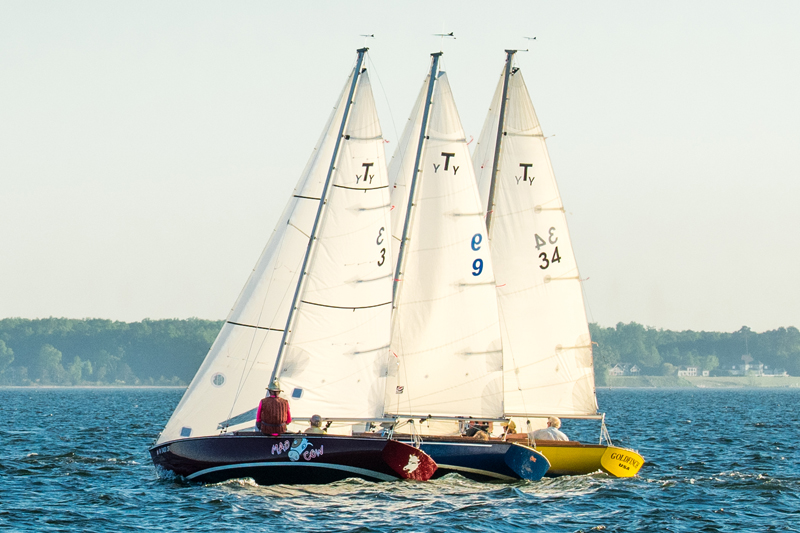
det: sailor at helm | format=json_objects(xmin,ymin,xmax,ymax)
[{"xmin": 257, "ymin": 379, "xmax": 292, "ymax": 435}]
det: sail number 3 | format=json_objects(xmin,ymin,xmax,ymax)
[
  {"xmin": 377, "ymin": 227, "xmax": 386, "ymax": 266},
  {"xmin": 536, "ymin": 227, "xmax": 561, "ymax": 270},
  {"xmin": 471, "ymin": 233, "xmax": 484, "ymax": 276}
]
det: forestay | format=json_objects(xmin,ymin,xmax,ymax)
[
  {"xmin": 157, "ymin": 65, "xmax": 392, "ymax": 445},
  {"xmin": 472, "ymin": 63, "xmax": 597, "ymax": 418},
  {"xmin": 385, "ymin": 67, "xmax": 503, "ymax": 419}
]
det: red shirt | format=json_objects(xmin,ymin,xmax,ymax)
[{"xmin": 256, "ymin": 395, "xmax": 292, "ymax": 425}]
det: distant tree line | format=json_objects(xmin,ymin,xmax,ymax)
[
  {"xmin": 1, "ymin": 318, "xmax": 798, "ymax": 386},
  {"xmin": 590, "ymin": 322, "xmax": 800, "ymax": 385},
  {"xmin": 0, "ymin": 318, "xmax": 223, "ymax": 386}
]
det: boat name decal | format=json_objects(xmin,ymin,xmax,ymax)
[
  {"xmin": 271, "ymin": 440, "xmax": 291, "ymax": 456},
  {"xmin": 288, "ymin": 438, "xmax": 313, "ymax": 461},
  {"xmin": 155, "ymin": 445, "xmax": 170, "ymax": 455},
  {"xmin": 515, "ymin": 163, "xmax": 534, "ymax": 185},
  {"xmin": 610, "ymin": 452, "xmax": 641, "ymax": 468},
  {"xmin": 303, "ymin": 446, "xmax": 323, "ymax": 461}
]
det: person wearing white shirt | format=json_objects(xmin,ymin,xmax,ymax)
[{"xmin": 532, "ymin": 416, "xmax": 569, "ymax": 441}]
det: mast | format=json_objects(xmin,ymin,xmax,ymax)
[
  {"xmin": 392, "ymin": 52, "xmax": 442, "ymax": 306},
  {"xmin": 484, "ymin": 49, "xmax": 516, "ymax": 235},
  {"xmin": 270, "ymin": 48, "xmax": 368, "ymax": 383}
]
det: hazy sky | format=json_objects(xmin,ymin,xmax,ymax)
[{"xmin": 2, "ymin": 1, "xmax": 798, "ymax": 333}]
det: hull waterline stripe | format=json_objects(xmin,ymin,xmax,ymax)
[
  {"xmin": 414, "ymin": 442, "xmax": 493, "ymax": 448},
  {"xmin": 226, "ymin": 321, "xmax": 284, "ymax": 332},
  {"xmin": 299, "ymin": 300, "xmax": 392, "ymax": 310},
  {"xmin": 185, "ymin": 462, "xmax": 396, "ymax": 482}
]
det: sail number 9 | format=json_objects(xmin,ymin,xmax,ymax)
[
  {"xmin": 471, "ymin": 233, "xmax": 484, "ymax": 276},
  {"xmin": 472, "ymin": 258, "xmax": 484, "ymax": 276}
]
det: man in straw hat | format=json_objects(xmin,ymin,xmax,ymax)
[{"xmin": 256, "ymin": 379, "xmax": 292, "ymax": 435}]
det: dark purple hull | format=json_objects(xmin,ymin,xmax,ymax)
[{"xmin": 150, "ymin": 433, "xmax": 436, "ymax": 485}]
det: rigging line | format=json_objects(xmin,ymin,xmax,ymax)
[
  {"xmin": 494, "ymin": 299, "xmax": 528, "ymax": 418},
  {"xmin": 365, "ymin": 54, "xmax": 401, "ymax": 160},
  {"xmin": 227, "ymin": 321, "xmax": 284, "ymax": 332},
  {"xmin": 299, "ymin": 300, "xmax": 392, "ymax": 310},
  {"xmin": 228, "ymin": 218, "xmax": 308, "ymax": 422},
  {"xmin": 226, "ymin": 263, "xmax": 282, "ymax": 427},
  {"xmin": 294, "ymin": 195, "xmax": 322, "ymax": 201}
]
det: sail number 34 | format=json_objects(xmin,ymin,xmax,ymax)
[{"xmin": 536, "ymin": 227, "xmax": 561, "ymax": 270}]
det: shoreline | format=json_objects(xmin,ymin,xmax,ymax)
[
  {"xmin": 4, "ymin": 377, "xmax": 800, "ymax": 390},
  {"xmin": 602, "ymin": 375, "xmax": 800, "ymax": 388}
]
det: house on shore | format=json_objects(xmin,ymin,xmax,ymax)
[
  {"xmin": 727, "ymin": 362, "xmax": 787, "ymax": 377},
  {"xmin": 609, "ymin": 363, "xmax": 641, "ymax": 377},
  {"xmin": 677, "ymin": 366, "xmax": 710, "ymax": 377}
]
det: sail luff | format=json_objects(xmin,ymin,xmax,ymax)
[
  {"xmin": 484, "ymin": 49, "xmax": 516, "ymax": 236},
  {"xmin": 392, "ymin": 52, "xmax": 442, "ymax": 307},
  {"xmin": 271, "ymin": 48, "xmax": 369, "ymax": 381}
]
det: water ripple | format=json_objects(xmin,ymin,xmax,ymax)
[{"xmin": 2, "ymin": 388, "xmax": 799, "ymax": 532}]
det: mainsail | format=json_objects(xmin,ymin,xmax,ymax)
[
  {"xmin": 385, "ymin": 54, "xmax": 503, "ymax": 419},
  {"xmin": 157, "ymin": 51, "xmax": 393, "ymax": 444},
  {"xmin": 472, "ymin": 53, "xmax": 598, "ymax": 418}
]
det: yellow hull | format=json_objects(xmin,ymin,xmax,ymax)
[{"xmin": 535, "ymin": 442, "xmax": 644, "ymax": 477}]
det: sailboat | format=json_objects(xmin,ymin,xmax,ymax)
[
  {"xmin": 149, "ymin": 48, "xmax": 437, "ymax": 485},
  {"xmin": 373, "ymin": 52, "xmax": 550, "ymax": 482},
  {"xmin": 471, "ymin": 50, "xmax": 644, "ymax": 477}
]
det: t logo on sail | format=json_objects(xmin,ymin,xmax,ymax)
[
  {"xmin": 356, "ymin": 162, "xmax": 375, "ymax": 184},
  {"xmin": 515, "ymin": 163, "xmax": 534, "ymax": 185},
  {"xmin": 433, "ymin": 152, "xmax": 459, "ymax": 175}
]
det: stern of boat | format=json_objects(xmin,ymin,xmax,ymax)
[
  {"xmin": 503, "ymin": 443, "xmax": 550, "ymax": 481},
  {"xmin": 382, "ymin": 440, "xmax": 437, "ymax": 481}
]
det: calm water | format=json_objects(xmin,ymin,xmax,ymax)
[{"xmin": 1, "ymin": 387, "xmax": 798, "ymax": 532}]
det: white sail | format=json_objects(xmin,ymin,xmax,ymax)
[
  {"xmin": 388, "ymin": 74, "xmax": 429, "ymax": 272},
  {"xmin": 473, "ymin": 64, "xmax": 598, "ymax": 418},
  {"xmin": 386, "ymin": 68, "xmax": 504, "ymax": 419},
  {"xmin": 158, "ymin": 65, "xmax": 392, "ymax": 444}
]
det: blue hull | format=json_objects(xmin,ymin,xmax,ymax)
[{"xmin": 400, "ymin": 437, "xmax": 549, "ymax": 481}]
